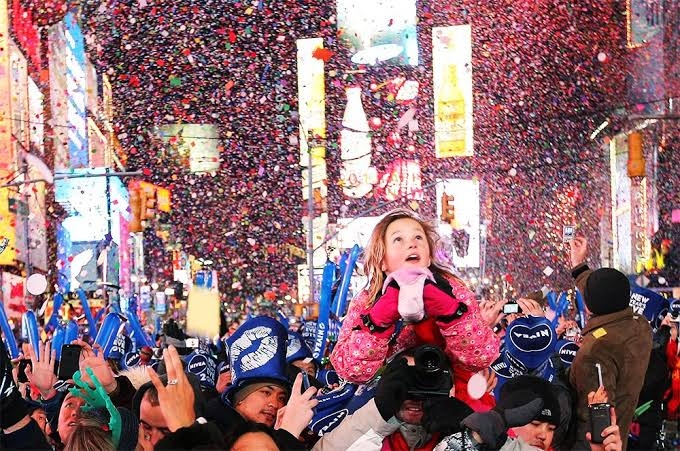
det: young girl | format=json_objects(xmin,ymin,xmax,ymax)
[{"xmin": 330, "ymin": 209, "xmax": 500, "ymax": 405}]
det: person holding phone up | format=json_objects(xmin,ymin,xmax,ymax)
[{"xmin": 568, "ymin": 237, "xmax": 653, "ymax": 450}]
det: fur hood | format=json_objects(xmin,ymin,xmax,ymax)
[{"xmin": 119, "ymin": 365, "xmax": 152, "ymax": 390}]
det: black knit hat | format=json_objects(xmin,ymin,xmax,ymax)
[
  {"xmin": 500, "ymin": 375, "xmax": 561, "ymax": 426},
  {"xmin": 583, "ymin": 268, "xmax": 631, "ymax": 315}
]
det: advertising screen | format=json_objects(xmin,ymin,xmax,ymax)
[
  {"xmin": 610, "ymin": 136, "xmax": 633, "ymax": 273},
  {"xmin": 627, "ymin": 0, "xmax": 663, "ymax": 47},
  {"xmin": 437, "ymin": 179, "xmax": 480, "ymax": 268},
  {"xmin": 110, "ymin": 176, "xmax": 131, "ymax": 293},
  {"xmin": 55, "ymin": 168, "xmax": 109, "ymax": 243},
  {"xmin": 48, "ymin": 23, "xmax": 71, "ymax": 170},
  {"xmin": 336, "ymin": 0, "xmax": 418, "ymax": 66},
  {"xmin": 28, "ymin": 77, "xmax": 45, "ymax": 155},
  {"xmin": 9, "ymin": 41, "xmax": 29, "ymax": 154},
  {"xmin": 433, "ymin": 25, "xmax": 474, "ymax": 158},
  {"xmin": 156, "ymin": 124, "xmax": 220, "ymax": 173},
  {"xmin": 63, "ymin": 12, "xmax": 88, "ymax": 168}
]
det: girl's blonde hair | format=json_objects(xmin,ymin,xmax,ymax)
[
  {"xmin": 64, "ymin": 417, "xmax": 115, "ymax": 451},
  {"xmin": 362, "ymin": 208, "xmax": 459, "ymax": 306}
]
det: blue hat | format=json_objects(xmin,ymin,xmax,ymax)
[
  {"xmin": 109, "ymin": 334, "xmax": 132, "ymax": 361},
  {"xmin": 317, "ymin": 369, "xmax": 340, "ymax": 386},
  {"xmin": 309, "ymin": 382, "xmax": 358, "ymax": 436},
  {"xmin": 491, "ymin": 351, "xmax": 556, "ymax": 399},
  {"xmin": 185, "ymin": 350, "xmax": 218, "ymax": 389},
  {"xmin": 225, "ymin": 316, "xmax": 290, "ymax": 403},
  {"xmin": 120, "ymin": 351, "xmax": 141, "ymax": 370},
  {"xmin": 286, "ymin": 331, "xmax": 314, "ymax": 364},
  {"xmin": 299, "ymin": 321, "xmax": 318, "ymax": 355},
  {"xmin": 555, "ymin": 339, "xmax": 580, "ymax": 367},
  {"xmin": 505, "ymin": 316, "xmax": 557, "ymax": 370}
]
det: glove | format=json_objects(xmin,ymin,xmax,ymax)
[
  {"xmin": 70, "ymin": 368, "xmax": 122, "ymax": 447},
  {"xmin": 385, "ymin": 267, "xmax": 434, "ymax": 323},
  {"xmin": 374, "ymin": 358, "xmax": 415, "ymax": 421},
  {"xmin": 423, "ymin": 277, "xmax": 468, "ymax": 323},
  {"xmin": 422, "ymin": 397, "xmax": 474, "ymax": 435},
  {"xmin": 362, "ymin": 283, "xmax": 401, "ymax": 337},
  {"xmin": 461, "ymin": 389, "xmax": 544, "ymax": 448},
  {"xmin": 1, "ymin": 339, "xmax": 29, "ymax": 430}
]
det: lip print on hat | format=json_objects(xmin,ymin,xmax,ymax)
[
  {"xmin": 509, "ymin": 322, "xmax": 554, "ymax": 353},
  {"xmin": 230, "ymin": 326, "xmax": 279, "ymax": 373}
]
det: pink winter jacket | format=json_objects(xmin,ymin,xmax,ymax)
[{"xmin": 331, "ymin": 276, "xmax": 500, "ymax": 384}]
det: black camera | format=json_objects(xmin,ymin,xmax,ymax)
[{"xmin": 406, "ymin": 345, "xmax": 453, "ymax": 399}]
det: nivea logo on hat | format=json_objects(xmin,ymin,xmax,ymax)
[
  {"xmin": 186, "ymin": 351, "xmax": 217, "ymax": 389},
  {"xmin": 225, "ymin": 316, "xmax": 289, "ymax": 396},
  {"xmin": 123, "ymin": 352, "xmax": 140, "ymax": 370},
  {"xmin": 556, "ymin": 339, "xmax": 580, "ymax": 367},
  {"xmin": 309, "ymin": 382, "xmax": 358, "ymax": 436},
  {"xmin": 300, "ymin": 321, "xmax": 318, "ymax": 353},
  {"xmin": 506, "ymin": 316, "xmax": 556, "ymax": 370}
]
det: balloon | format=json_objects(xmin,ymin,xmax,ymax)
[
  {"xmin": 333, "ymin": 244, "xmax": 362, "ymax": 318},
  {"xmin": 0, "ymin": 301, "xmax": 20, "ymax": 358},
  {"xmin": 65, "ymin": 320, "xmax": 79, "ymax": 344},
  {"xmin": 21, "ymin": 311, "xmax": 41, "ymax": 359},
  {"xmin": 94, "ymin": 313, "xmax": 126, "ymax": 358},
  {"xmin": 77, "ymin": 289, "xmax": 98, "ymax": 337},
  {"xmin": 44, "ymin": 293, "xmax": 64, "ymax": 333},
  {"xmin": 52, "ymin": 324, "xmax": 66, "ymax": 361},
  {"xmin": 126, "ymin": 308, "xmax": 153, "ymax": 349},
  {"xmin": 313, "ymin": 261, "xmax": 337, "ymax": 361},
  {"xmin": 26, "ymin": 273, "xmax": 48, "ymax": 295}
]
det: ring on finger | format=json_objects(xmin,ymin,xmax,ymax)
[{"xmin": 167, "ymin": 379, "xmax": 179, "ymax": 385}]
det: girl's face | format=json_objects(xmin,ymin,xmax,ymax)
[{"xmin": 381, "ymin": 218, "xmax": 431, "ymax": 274}]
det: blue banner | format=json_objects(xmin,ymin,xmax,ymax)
[
  {"xmin": 629, "ymin": 284, "xmax": 669, "ymax": 330},
  {"xmin": 332, "ymin": 244, "xmax": 361, "ymax": 318},
  {"xmin": 313, "ymin": 261, "xmax": 336, "ymax": 361}
]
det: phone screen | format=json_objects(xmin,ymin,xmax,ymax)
[
  {"xmin": 17, "ymin": 359, "xmax": 31, "ymax": 383},
  {"xmin": 503, "ymin": 303, "xmax": 520, "ymax": 314},
  {"xmin": 57, "ymin": 344, "xmax": 82, "ymax": 381},
  {"xmin": 563, "ymin": 225, "xmax": 576, "ymax": 243}
]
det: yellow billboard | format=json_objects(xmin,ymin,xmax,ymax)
[
  {"xmin": 433, "ymin": 25, "xmax": 474, "ymax": 158},
  {"xmin": 0, "ymin": 1, "xmax": 18, "ymax": 265},
  {"xmin": 296, "ymin": 38, "xmax": 326, "ymax": 166}
]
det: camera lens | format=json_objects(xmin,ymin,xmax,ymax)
[{"xmin": 418, "ymin": 349, "xmax": 441, "ymax": 372}]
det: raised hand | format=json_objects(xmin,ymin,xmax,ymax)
[
  {"xmin": 570, "ymin": 237, "xmax": 588, "ymax": 268},
  {"xmin": 24, "ymin": 341, "xmax": 57, "ymax": 399},
  {"xmin": 586, "ymin": 405, "xmax": 621, "ymax": 451},
  {"xmin": 146, "ymin": 345, "xmax": 196, "ymax": 432},
  {"xmin": 72, "ymin": 340, "xmax": 117, "ymax": 393},
  {"xmin": 276, "ymin": 373, "xmax": 319, "ymax": 437},
  {"xmin": 479, "ymin": 299, "xmax": 506, "ymax": 328}
]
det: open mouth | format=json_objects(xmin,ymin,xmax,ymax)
[{"xmin": 406, "ymin": 254, "xmax": 420, "ymax": 262}]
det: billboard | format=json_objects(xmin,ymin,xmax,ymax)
[
  {"xmin": 28, "ymin": 76, "xmax": 44, "ymax": 155},
  {"xmin": 433, "ymin": 25, "xmax": 474, "ymax": 158},
  {"xmin": 110, "ymin": 177, "xmax": 131, "ymax": 293},
  {"xmin": 48, "ymin": 22, "xmax": 71, "ymax": 170},
  {"xmin": 437, "ymin": 179, "xmax": 481, "ymax": 268},
  {"xmin": 336, "ymin": 0, "xmax": 418, "ymax": 66},
  {"xmin": 610, "ymin": 136, "xmax": 633, "ymax": 273},
  {"xmin": 55, "ymin": 168, "xmax": 109, "ymax": 242},
  {"xmin": 155, "ymin": 124, "xmax": 220, "ymax": 173},
  {"xmin": 296, "ymin": 38, "xmax": 327, "ymax": 166},
  {"xmin": 9, "ymin": 41, "xmax": 29, "ymax": 154},
  {"xmin": 1, "ymin": 272, "xmax": 25, "ymax": 319},
  {"xmin": 627, "ymin": 0, "xmax": 663, "ymax": 47},
  {"xmin": 64, "ymin": 12, "xmax": 88, "ymax": 168},
  {"xmin": 10, "ymin": 0, "xmax": 42, "ymax": 73},
  {"xmin": 0, "ymin": 8, "xmax": 18, "ymax": 266}
]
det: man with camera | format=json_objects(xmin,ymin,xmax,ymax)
[{"xmin": 313, "ymin": 345, "xmax": 474, "ymax": 451}]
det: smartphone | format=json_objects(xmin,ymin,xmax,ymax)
[
  {"xmin": 589, "ymin": 363, "xmax": 612, "ymax": 444},
  {"xmin": 185, "ymin": 338, "xmax": 199, "ymax": 348},
  {"xmin": 503, "ymin": 302, "xmax": 521, "ymax": 314},
  {"xmin": 17, "ymin": 359, "xmax": 31, "ymax": 383},
  {"xmin": 301, "ymin": 371, "xmax": 311, "ymax": 393},
  {"xmin": 57, "ymin": 344, "xmax": 82, "ymax": 381},
  {"xmin": 563, "ymin": 225, "xmax": 576, "ymax": 243}
]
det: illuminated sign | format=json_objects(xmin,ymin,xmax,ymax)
[
  {"xmin": 437, "ymin": 179, "xmax": 480, "ymax": 268},
  {"xmin": 48, "ymin": 24, "xmax": 69, "ymax": 170},
  {"xmin": 432, "ymin": 25, "xmax": 474, "ymax": 158},
  {"xmin": 156, "ymin": 124, "xmax": 220, "ymax": 173},
  {"xmin": 55, "ymin": 168, "xmax": 109, "ymax": 242},
  {"xmin": 337, "ymin": 0, "xmax": 418, "ymax": 66},
  {"xmin": 64, "ymin": 12, "xmax": 88, "ymax": 168},
  {"xmin": 610, "ymin": 136, "xmax": 633, "ymax": 273},
  {"xmin": 0, "ymin": 3, "xmax": 18, "ymax": 265},
  {"xmin": 296, "ymin": 38, "xmax": 327, "ymax": 166},
  {"xmin": 10, "ymin": 0, "xmax": 42, "ymax": 73},
  {"xmin": 627, "ymin": 0, "xmax": 663, "ymax": 47},
  {"xmin": 378, "ymin": 159, "xmax": 423, "ymax": 201}
]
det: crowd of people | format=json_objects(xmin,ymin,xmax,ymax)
[{"xmin": 1, "ymin": 208, "xmax": 679, "ymax": 450}]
